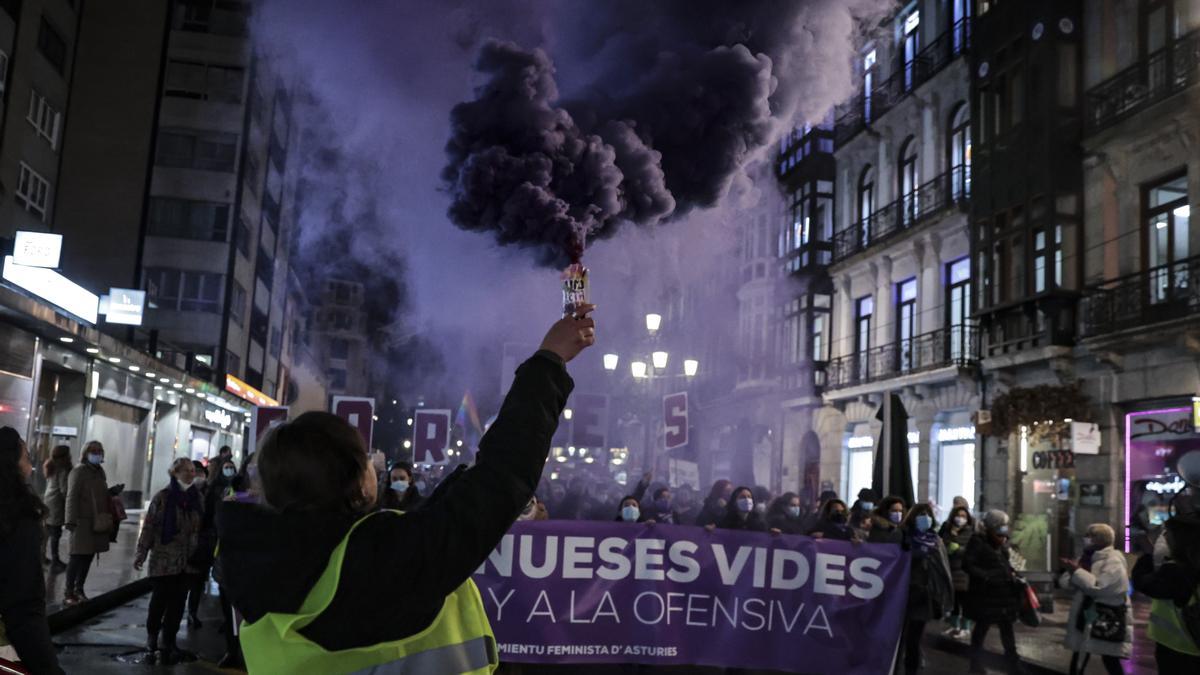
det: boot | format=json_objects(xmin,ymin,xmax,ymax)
[
  {"xmin": 160, "ymin": 637, "xmax": 179, "ymax": 666},
  {"xmin": 146, "ymin": 633, "xmax": 159, "ymax": 665}
]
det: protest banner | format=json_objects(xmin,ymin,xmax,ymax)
[
  {"xmin": 413, "ymin": 409, "xmax": 452, "ymax": 465},
  {"xmin": 473, "ymin": 521, "xmax": 908, "ymax": 673},
  {"xmin": 332, "ymin": 396, "xmax": 376, "ymax": 450}
]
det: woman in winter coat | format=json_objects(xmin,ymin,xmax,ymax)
[
  {"xmin": 807, "ymin": 498, "xmax": 858, "ymax": 542},
  {"xmin": 378, "ymin": 462, "xmax": 423, "ymax": 511},
  {"xmin": 135, "ymin": 457, "xmax": 204, "ymax": 665},
  {"xmin": 868, "ymin": 495, "xmax": 907, "ymax": 544},
  {"xmin": 709, "ymin": 486, "xmax": 769, "ymax": 533},
  {"xmin": 766, "ymin": 492, "xmax": 806, "ymax": 534},
  {"xmin": 1057, "ymin": 523, "xmax": 1131, "ymax": 675},
  {"xmin": 695, "ymin": 479, "xmax": 733, "ymax": 527},
  {"xmin": 0, "ymin": 427, "xmax": 64, "ymax": 674},
  {"xmin": 963, "ymin": 509, "xmax": 1025, "ymax": 674},
  {"xmin": 614, "ymin": 495, "xmax": 648, "ymax": 523},
  {"xmin": 940, "ymin": 504, "xmax": 975, "ymax": 638},
  {"xmin": 41, "ymin": 444, "xmax": 72, "ymax": 573},
  {"xmin": 900, "ymin": 503, "xmax": 954, "ymax": 675},
  {"xmin": 64, "ymin": 440, "xmax": 119, "ymax": 605}
]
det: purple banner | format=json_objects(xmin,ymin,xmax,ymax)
[{"xmin": 472, "ymin": 521, "xmax": 909, "ymax": 673}]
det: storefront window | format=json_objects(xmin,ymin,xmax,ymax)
[
  {"xmin": 845, "ymin": 425, "xmax": 874, "ymax": 500},
  {"xmin": 1125, "ymin": 407, "xmax": 1199, "ymax": 552},
  {"xmin": 935, "ymin": 423, "xmax": 977, "ymax": 521}
]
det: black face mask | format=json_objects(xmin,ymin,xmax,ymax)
[{"xmin": 830, "ymin": 512, "xmax": 847, "ymax": 524}]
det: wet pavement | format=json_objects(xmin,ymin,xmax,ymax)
[{"xmin": 44, "ymin": 512, "xmax": 147, "ymax": 612}]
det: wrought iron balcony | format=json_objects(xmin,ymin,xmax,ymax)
[
  {"xmin": 1085, "ymin": 29, "xmax": 1200, "ymax": 134},
  {"xmin": 824, "ymin": 324, "xmax": 980, "ymax": 390},
  {"xmin": 834, "ymin": 19, "xmax": 971, "ymax": 148},
  {"xmin": 783, "ymin": 240, "xmax": 834, "ymax": 275},
  {"xmin": 830, "ymin": 165, "xmax": 969, "ymax": 264},
  {"xmin": 1080, "ymin": 254, "xmax": 1200, "ymax": 337}
]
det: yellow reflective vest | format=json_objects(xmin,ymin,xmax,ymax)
[
  {"xmin": 1147, "ymin": 595, "xmax": 1200, "ymax": 657},
  {"xmin": 238, "ymin": 511, "xmax": 498, "ymax": 674}
]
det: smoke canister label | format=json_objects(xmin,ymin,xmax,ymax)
[{"xmin": 562, "ymin": 264, "xmax": 588, "ymax": 317}]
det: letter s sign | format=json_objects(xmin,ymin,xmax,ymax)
[{"xmin": 663, "ymin": 392, "xmax": 688, "ymax": 450}]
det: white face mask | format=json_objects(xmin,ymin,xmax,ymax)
[
  {"xmin": 178, "ymin": 478, "xmax": 194, "ymax": 489},
  {"xmin": 954, "ymin": 516, "xmax": 968, "ymax": 527},
  {"xmin": 87, "ymin": 452, "xmax": 104, "ymax": 465}
]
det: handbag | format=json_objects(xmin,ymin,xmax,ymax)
[
  {"xmin": 92, "ymin": 511, "xmax": 114, "ymax": 533},
  {"xmin": 1090, "ymin": 602, "xmax": 1127, "ymax": 642},
  {"xmin": 1018, "ymin": 577, "xmax": 1041, "ymax": 627}
]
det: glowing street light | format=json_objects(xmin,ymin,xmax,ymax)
[
  {"xmin": 684, "ymin": 359, "xmax": 699, "ymax": 377},
  {"xmin": 563, "ymin": 408, "xmax": 573, "ymax": 420},
  {"xmin": 645, "ymin": 313, "xmax": 662, "ymax": 334},
  {"xmin": 631, "ymin": 360, "xmax": 648, "ymax": 379},
  {"xmin": 651, "ymin": 351, "xmax": 669, "ymax": 370},
  {"xmin": 603, "ymin": 353, "xmax": 619, "ymax": 371},
  {"xmin": 403, "ymin": 440, "xmax": 412, "ymax": 449}
]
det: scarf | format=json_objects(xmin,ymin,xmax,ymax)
[
  {"xmin": 162, "ymin": 478, "xmax": 201, "ymax": 545},
  {"xmin": 911, "ymin": 529, "xmax": 941, "ymax": 558},
  {"xmin": 1080, "ymin": 546, "xmax": 1097, "ymax": 572}
]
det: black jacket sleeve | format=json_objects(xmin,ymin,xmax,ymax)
[
  {"xmin": 1131, "ymin": 554, "xmax": 1194, "ymax": 605},
  {"xmin": 0, "ymin": 518, "xmax": 64, "ymax": 675}
]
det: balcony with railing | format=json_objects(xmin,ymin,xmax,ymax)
[
  {"xmin": 825, "ymin": 324, "xmax": 980, "ymax": 391},
  {"xmin": 1080, "ymin": 254, "xmax": 1200, "ymax": 337},
  {"xmin": 834, "ymin": 18, "xmax": 972, "ymax": 148},
  {"xmin": 830, "ymin": 165, "xmax": 969, "ymax": 264},
  {"xmin": 1085, "ymin": 29, "xmax": 1200, "ymax": 135}
]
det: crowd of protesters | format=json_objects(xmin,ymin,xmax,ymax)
[{"xmin": 4, "ymin": 299, "xmax": 1200, "ymax": 675}]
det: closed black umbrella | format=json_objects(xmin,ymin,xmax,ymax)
[{"xmin": 871, "ymin": 392, "xmax": 914, "ymax": 507}]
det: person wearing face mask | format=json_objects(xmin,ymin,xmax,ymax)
[
  {"xmin": 0, "ymin": 427, "xmax": 66, "ymax": 674},
  {"xmin": 64, "ymin": 440, "xmax": 118, "ymax": 606},
  {"xmin": 868, "ymin": 495, "xmax": 907, "ymax": 544},
  {"xmin": 766, "ymin": 492, "xmax": 805, "ymax": 535},
  {"xmin": 614, "ymin": 496, "xmax": 648, "ymax": 524},
  {"xmin": 1132, "ymin": 511, "xmax": 1200, "ymax": 671},
  {"xmin": 695, "ymin": 479, "xmax": 733, "ymax": 527},
  {"xmin": 963, "ymin": 509, "xmax": 1025, "ymax": 674},
  {"xmin": 135, "ymin": 457, "xmax": 204, "ymax": 665},
  {"xmin": 1056, "ymin": 524, "xmax": 1131, "ymax": 675},
  {"xmin": 189, "ymin": 459, "xmax": 239, "ymax": 633},
  {"xmin": 899, "ymin": 504, "xmax": 953, "ymax": 675},
  {"xmin": 378, "ymin": 462, "xmax": 423, "ymax": 512},
  {"xmin": 709, "ymin": 487, "xmax": 768, "ymax": 533},
  {"xmin": 808, "ymin": 499, "xmax": 857, "ymax": 541},
  {"xmin": 939, "ymin": 505, "xmax": 976, "ymax": 639}
]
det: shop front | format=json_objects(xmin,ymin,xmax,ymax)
[
  {"xmin": 843, "ymin": 420, "xmax": 920, "ymax": 502},
  {"xmin": 1124, "ymin": 404, "xmax": 1200, "ymax": 553},
  {"xmin": 932, "ymin": 416, "xmax": 976, "ymax": 520}
]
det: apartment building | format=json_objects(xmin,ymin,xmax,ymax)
[
  {"xmin": 310, "ymin": 278, "xmax": 371, "ymax": 398},
  {"xmin": 54, "ymin": 0, "xmax": 300, "ymax": 405},
  {"xmin": 810, "ymin": 0, "xmax": 979, "ymax": 517}
]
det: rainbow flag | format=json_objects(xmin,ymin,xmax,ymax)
[{"xmin": 455, "ymin": 390, "xmax": 484, "ymax": 440}]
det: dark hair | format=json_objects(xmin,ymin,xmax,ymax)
[
  {"xmin": 768, "ymin": 492, "xmax": 799, "ymax": 518},
  {"xmin": 723, "ymin": 486, "xmax": 755, "ymax": 518},
  {"xmin": 617, "ymin": 495, "xmax": 640, "ymax": 515},
  {"xmin": 819, "ymin": 498, "xmax": 848, "ymax": 519},
  {"xmin": 219, "ymin": 445, "xmax": 232, "ymax": 456},
  {"xmin": 1165, "ymin": 512, "xmax": 1200, "ymax": 573},
  {"xmin": 0, "ymin": 427, "xmax": 47, "ymax": 535},
  {"xmin": 192, "ymin": 459, "xmax": 207, "ymax": 476},
  {"xmin": 902, "ymin": 502, "xmax": 937, "ymax": 530},
  {"xmin": 706, "ymin": 479, "xmax": 732, "ymax": 502},
  {"xmin": 44, "ymin": 444, "xmax": 73, "ymax": 476},
  {"xmin": 949, "ymin": 505, "xmax": 973, "ymax": 524},
  {"xmin": 389, "ymin": 461, "xmax": 414, "ymax": 480},
  {"xmin": 258, "ymin": 412, "xmax": 370, "ymax": 514},
  {"xmin": 876, "ymin": 495, "xmax": 907, "ymax": 517},
  {"xmin": 652, "ymin": 486, "xmax": 670, "ymax": 501}
]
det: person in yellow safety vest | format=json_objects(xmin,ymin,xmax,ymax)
[
  {"xmin": 1131, "ymin": 511, "xmax": 1200, "ymax": 672},
  {"xmin": 216, "ymin": 306, "xmax": 596, "ymax": 674}
]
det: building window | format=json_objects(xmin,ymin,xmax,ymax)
[
  {"xmin": 235, "ymin": 217, "xmax": 252, "ymax": 258},
  {"xmin": 245, "ymin": 153, "xmax": 260, "ymax": 195},
  {"xmin": 176, "ymin": 0, "xmax": 250, "ymax": 37},
  {"xmin": 155, "ymin": 128, "xmax": 238, "ymax": 172},
  {"xmin": 328, "ymin": 368, "xmax": 347, "ymax": 390},
  {"xmin": 949, "ymin": 103, "xmax": 971, "ymax": 200},
  {"xmin": 855, "ymin": 295, "xmax": 874, "ymax": 380},
  {"xmin": 899, "ymin": 137, "xmax": 919, "ymax": 224},
  {"xmin": 902, "ymin": 9, "xmax": 921, "ymax": 91},
  {"xmin": 0, "ymin": 51, "xmax": 8, "ymax": 97},
  {"xmin": 858, "ymin": 165, "xmax": 875, "ymax": 246},
  {"xmin": 144, "ymin": 268, "xmax": 223, "ymax": 313},
  {"xmin": 26, "ymin": 90, "xmax": 62, "ymax": 149},
  {"xmin": 1144, "ymin": 172, "xmax": 1190, "ymax": 304},
  {"xmin": 148, "ymin": 197, "xmax": 230, "ymax": 241},
  {"xmin": 952, "ymin": 0, "xmax": 971, "ymax": 54},
  {"xmin": 269, "ymin": 327, "xmax": 282, "ymax": 358},
  {"xmin": 862, "ymin": 47, "xmax": 877, "ymax": 121},
  {"xmin": 947, "ymin": 258, "xmax": 971, "ymax": 360},
  {"xmin": 811, "ymin": 313, "xmax": 827, "ymax": 363},
  {"xmin": 225, "ymin": 349, "xmax": 240, "ymax": 377},
  {"xmin": 15, "ymin": 163, "xmax": 50, "ymax": 220},
  {"xmin": 330, "ymin": 338, "xmax": 349, "ymax": 360},
  {"xmin": 896, "ymin": 279, "xmax": 917, "ymax": 371},
  {"xmin": 164, "ymin": 60, "xmax": 245, "ymax": 103},
  {"xmin": 230, "ymin": 282, "xmax": 246, "ymax": 326},
  {"xmin": 36, "ymin": 17, "xmax": 67, "ymax": 75}
]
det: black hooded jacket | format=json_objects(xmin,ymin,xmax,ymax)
[{"xmin": 215, "ymin": 351, "xmax": 571, "ymax": 651}]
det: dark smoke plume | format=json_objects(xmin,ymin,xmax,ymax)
[{"xmin": 442, "ymin": 0, "xmax": 887, "ymax": 266}]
